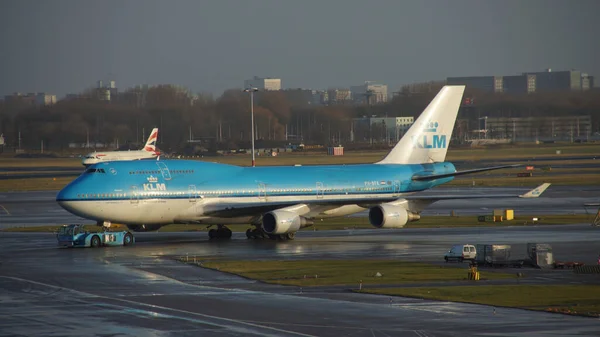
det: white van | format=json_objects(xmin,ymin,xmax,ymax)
[{"xmin": 444, "ymin": 244, "xmax": 476, "ymax": 262}]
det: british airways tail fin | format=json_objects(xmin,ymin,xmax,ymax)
[
  {"xmin": 376, "ymin": 85, "xmax": 465, "ymax": 165},
  {"xmin": 143, "ymin": 128, "xmax": 159, "ymax": 152}
]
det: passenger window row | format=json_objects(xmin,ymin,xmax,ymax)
[
  {"xmin": 75, "ymin": 187, "xmax": 397, "ymax": 199},
  {"xmin": 77, "ymin": 193, "xmax": 126, "ymax": 198},
  {"xmin": 128, "ymin": 170, "xmax": 194, "ymax": 175}
]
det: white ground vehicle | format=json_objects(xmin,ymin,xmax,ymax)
[{"xmin": 444, "ymin": 244, "xmax": 476, "ymax": 262}]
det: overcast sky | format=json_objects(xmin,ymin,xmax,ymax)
[{"xmin": 1, "ymin": 0, "xmax": 598, "ymax": 98}]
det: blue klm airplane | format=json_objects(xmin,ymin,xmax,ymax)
[{"xmin": 56, "ymin": 86, "xmax": 550, "ymax": 240}]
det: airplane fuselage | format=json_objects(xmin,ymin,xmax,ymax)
[
  {"xmin": 57, "ymin": 159, "xmax": 455, "ymax": 225},
  {"xmin": 82, "ymin": 150, "xmax": 157, "ymax": 166}
]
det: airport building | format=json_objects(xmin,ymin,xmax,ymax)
[
  {"xmin": 448, "ymin": 69, "xmax": 595, "ymax": 94},
  {"xmin": 479, "ymin": 115, "xmax": 592, "ymax": 142},
  {"xmin": 350, "ymin": 81, "xmax": 389, "ymax": 104},
  {"xmin": 244, "ymin": 76, "xmax": 282, "ymax": 91},
  {"xmin": 581, "ymin": 73, "xmax": 594, "ymax": 90},
  {"xmin": 524, "ymin": 69, "xmax": 583, "ymax": 91},
  {"xmin": 351, "ymin": 116, "xmax": 414, "ymax": 143},
  {"xmin": 501, "ymin": 74, "xmax": 537, "ymax": 94},
  {"xmin": 447, "ymin": 76, "xmax": 504, "ymax": 93}
]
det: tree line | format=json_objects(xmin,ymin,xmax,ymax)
[{"xmin": 0, "ymin": 83, "xmax": 598, "ymax": 153}]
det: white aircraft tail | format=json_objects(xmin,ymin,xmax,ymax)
[
  {"xmin": 143, "ymin": 128, "xmax": 159, "ymax": 153},
  {"xmin": 376, "ymin": 85, "xmax": 465, "ymax": 165}
]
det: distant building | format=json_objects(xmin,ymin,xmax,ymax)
[
  {"xmin": 448, "ymin": 69, "xmax": 593, "ymax": 94},
  {"xmin": 447, "ymin": 76, "xmax": 503, "ymax": 93},
  {"xmin": 397, "ymin": 81, "xmax": 446, "ymax": 97},
  {"xmin": 4, "ymin": 92, "xmax": 55, "ymax": 107},
  {"xmin": 244, "ymin": 76, "xmax": 281, "ymax": 91},
  {"xmin": 34, "ymin": 93, "xmax": 57, "ymax": 106},
  {"xmin": 95, "ymin": 79, "xmax": 118, "ymax": 101},
  {"xmin": 350, "ymin": 82, "xmax": 388, "ymax": 104},
  {"xmin": 524, "ymin": 69, "xmax": 581, "ymax": 92},
  {"xmin": 502, "ymin": 74, "xmax": 536, "ymax": 94},
  {"xmin": 116, "ymin": 84, "xmax": 197, "ymax": 107},
  {"xmin": 483, "ymin": 115, "xmax": 592, "ymax": 142},
  {"xmin": 326, "ymin": 88, "xmax": 352, "ymax": 104},
  {"xmin": 352, "ymin": 116, "xmax": 414, "ymax": 142},
  {"xmin": 581, "ymin": 73, "xmax": 594, "ymax": 90},
  {"xmin": 282, "ymin": 89, "xmax": 326, "ymax": 107}
]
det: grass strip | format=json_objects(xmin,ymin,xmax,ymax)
[
  {"xmin": 0, "ymin": 177, "xmax": 74, "ymax": 192},
  {"xmin": 358, "ymin": 285, "xmax": 600, "ymax": 318},
  {"xmin": 186, "ymin": 259, "xmax": 515, "ymax": 287}
]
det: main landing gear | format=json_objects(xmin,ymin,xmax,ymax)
[
  {"xmin": 245, "ymin": 225, "xmax": 296, "ymax": 241},
  {"xmin": 208, "ymin": 225, "xmax": 232, "ymax": 240}
]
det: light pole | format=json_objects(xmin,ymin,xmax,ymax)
[{"xmin": 243, "ymin": 87, "xmax": 259, "ymax": 167}]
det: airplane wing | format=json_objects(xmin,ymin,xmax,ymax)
[
  {"xmin": 395, "ymin": 183, "xmax": 551, "ymax": 212},
  {"xmin": 192, "ymin": 183, "xmax": 550, "ymax": 218},
  {"xmin": 411, "ymin": 164, "xmax": 521, "ymax": 181}
]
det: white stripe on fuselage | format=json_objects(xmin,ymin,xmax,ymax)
[{"xmin": 60, "ymin": 192, "xmax": 409, "ymax": 225}]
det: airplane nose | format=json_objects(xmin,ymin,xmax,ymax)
[
  {"xmin": 56, "ymin": 187, "xmax": 69, "ymax": 208},
  {"xmin": 56, "ymin": 185, "xmax": 89, "ymax": 219},
  {"xmin": 56, "ymin": 184, "xmax": 78, "ymax": 211}
]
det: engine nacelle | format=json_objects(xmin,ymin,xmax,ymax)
[
  {"xmin": 262, "ymin": 210, "xmax": 312, "ymax": 235},
  {"xmin": 368, "ymin": 204, "xmax": 420, "ymax": 229},
  {"xmin": 127, "ymin": 224, "xmax": 163, "ymax": 232}
]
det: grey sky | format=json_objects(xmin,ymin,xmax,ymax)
[{"xmin": 1, "ymin": 0, "xmax": 598, "ymax": 98}]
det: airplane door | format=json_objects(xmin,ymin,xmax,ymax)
[
  {"xmin": 258, "ymin": 183, "xmax": 267, "ymax": 200},
  {"xmin": 130, "ymin": 186, "xmax": 139, "ymax": 205},
  {"xmin": 393, "ymin": 180, "xmax": 401, "ymax": 197},
  {"xmin": 188, "ymin": 185, "xmax": 197, "ymax": 203},
  {"xmin": 156, "ymin": 162, "xmax": 172, "ymax": 181},
  {"xmin": 316, "ymin": 182, "xmax": 324, "ymax": 199}
]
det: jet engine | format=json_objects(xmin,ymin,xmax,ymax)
[
  {"xmin": 262, "ymin": 210, "xmax": 312, "ymax": 235},
  {"xmin": 368, "ymin": 204, "xmax": 420, "ymax": 229},
  {"xmin": 127, "ymin": 224, "xmax": 163, "ymax": 232}
]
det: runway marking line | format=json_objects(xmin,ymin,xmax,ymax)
[
  {"xmin": 391, "ymin": 303, "xmax": 461, "ymax": 315},
  {"xmin": 0, "ymin": 276, "xmax": 317, "ymax": 337},
  {"xmin": 0, "ymin": 205, "xmax": 10, "ymax": 215}
]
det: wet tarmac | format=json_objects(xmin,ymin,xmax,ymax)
[
  {"xmin": 1, "ymin": 186, "xmax": 599, "ymax": 229},
  {"xmin": 2, "ymin": 225, "xmax": 600, "ymax": 337}
]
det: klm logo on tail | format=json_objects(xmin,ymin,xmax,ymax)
[{"xmin": 412, "ymin": 121, "xmax": 447, "ymax": 149}]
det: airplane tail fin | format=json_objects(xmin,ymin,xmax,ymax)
[
  {"xmin": 376, "ymin": 85, "xmax": 465, "ymax": 165},
  {"xmin": 143, "ymin": 128, "xmax": 159, "ymax": 152}
]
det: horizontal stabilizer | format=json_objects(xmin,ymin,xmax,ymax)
[
  {"xmin": 411, "ymin": 164, "xmax": 521, "ymax": 181},
  {"xmin": 519, "ymin": 183, "xmax": 551, "ymax": 198}
]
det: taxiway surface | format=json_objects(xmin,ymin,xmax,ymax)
[{"xmin": 1, "ymin": 225, "xmax": 600, "ymax": 337}]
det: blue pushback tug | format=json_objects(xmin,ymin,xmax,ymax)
[{"xmin": 56, "ymin": 224, "xmax": 134, "ymax": 248}]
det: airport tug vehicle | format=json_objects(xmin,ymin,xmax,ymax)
[{"xmin": 56, "ymin": 224, "xmax": 134, "ymax": 248}]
